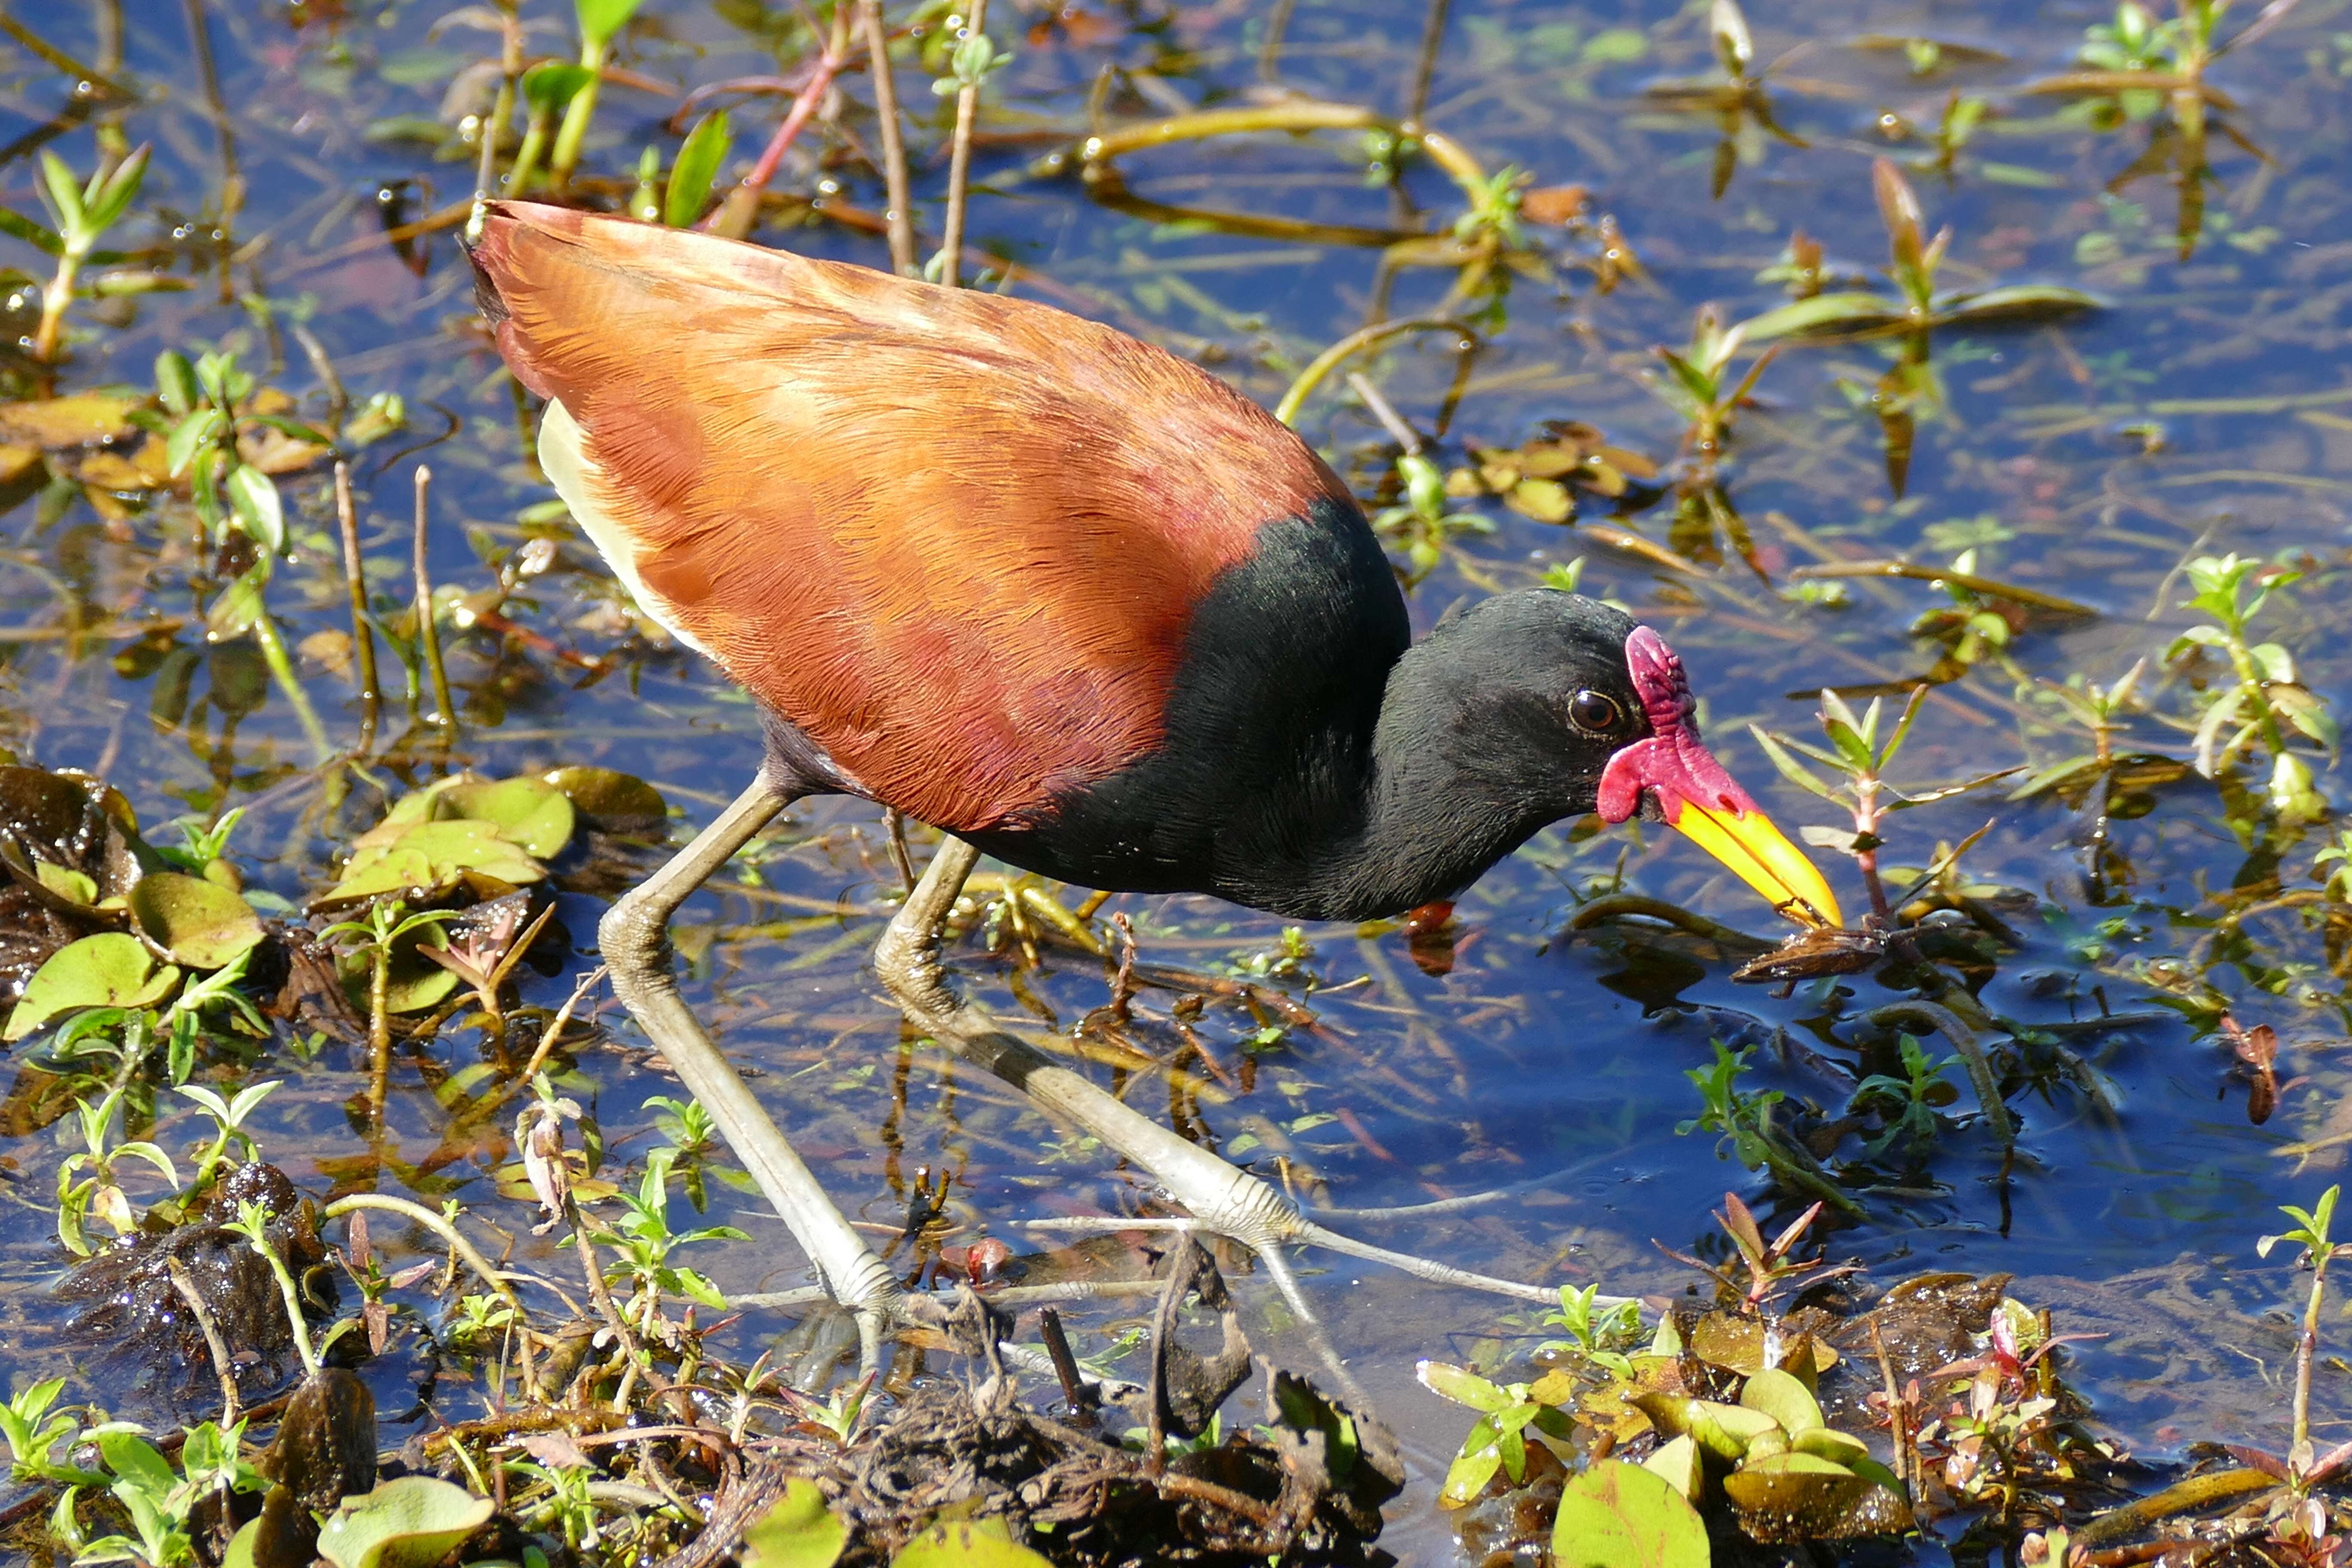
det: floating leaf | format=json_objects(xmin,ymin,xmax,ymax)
[
  {"xmin": 1642, "ymin": 1434, "xmax": 1704, "ymax": 1501},
  {"xmin": 543, "ymin": 765, "xmax": 668, "ymax": 832},
  {"xmin": 1629, "ymin": 1393, "xmax": 1778, "ymax": 1462},
  {"xmin": 315, "ymin": 1477, "xmax": 493, "ymax": 1568},
  {"xmin": 1737, "ymin": 1367, "xmax": 1823, "ymax": 1434},
  {"xmin": 1552, "ymin": 1458, "xmax": 1711, "ymax": 1568},
  {"xmin": 332, "ymin": 821, "xmax": 545, "ymax": 900},
  {"xmin": 0, "ymin": 395, "xmax": 142, "ymax": 448},
  {"xmin": 130, "ymin": 872, "xmax": 264, "ymax": 969},
  {"xmin": 438, "ymin": 777, "xmax": 576, "ymax": 859},
  {"xmin": 1935, "ymin": 283, "xmax": 2100, "ymax": 325},
  {"xmin": 1739, "ymin": 292, "xmax": 1905, "ymax": 341},
  {"xmin": 6, "ymin": 934, "xmax": 179, "ymax": 1040},
  {"xmin": 1417, "ymin": 1360, "xmax": 1513, "ymax": 1412},
  {"xmin": 738, "ymin": 1478, "xmax": 846, "ymax": 1568},
  {"xmin": 34, "ymin": 860, "xmax": 97, "ymax": 906},
  {"xmin": 891, "ymin": 1518, "xmax": 1053, "ymax": 1568},
  {"xmin": 1721, "ymin": 1451, "xmax": 1911, "ymax": 1542}
]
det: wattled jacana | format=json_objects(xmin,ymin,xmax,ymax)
[{"xmin": 468, "ymin": 201, "xmax": 1840, "ymax": 1344}]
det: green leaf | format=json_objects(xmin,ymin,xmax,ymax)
[
  {"xmin": 543, "ymin": 765, "xmax": 668, "ymax": 832},
  {"xmin": 1641, "ymin": 1433, "xmax": 1704, "ymax": 1501},
  {"xmin": 574, "ymin": 0, "xmax": 646, "ymax": 49},
  {"xmin": 205, "ymin": 560, "xmax": 272, "ymax": 644},
  {"xmin": 1553, "ymin": 1458, "xmax": 1711, "ymax": 1568},
  {"xmin": 6, "ymin": 934, "xmax": 181, "ymax": 1041},
  {"xmin": 225, "ymin": 466, "xmax": 285, "ymax": 554},
  {"xmin": 665, "ymin": 109, "xmax": 733, "ymax": 227},
  {"xmin": 1417, "ymin": 1360, "xmax": 1513, "ymax": 1413},
  {"xmin": 37, "ymin": 152, "xmax": 84, "ymax": 233},
  {"xmin": 1935, "ymin": 283, "xmax": 2100, "ymax": 325},
  {"xmin": 521, "ymin": 61, "xmax": 595, "ymax": 111},
  {"xmin": 84, "ymin": 145, "xmax": 150, "ymax": 234},
  {"xmin": 129, "ymin": 872, "xmax": 265, "ymax": 970},
  {"xmin": 155, "ymin": 351, "xmax": 199, "ymax": 416},
  {"xmin": 739, "ymin": 1477, "xmax": 846, "ymax": 1568},
  {"xmin": 165, "ymin": 408, "xmax": 226, "ymax": 478},
  {"xmin": 1747, "ymin": 726, "xmax": 1841, "ymax": 799},
  {"xmin": 1721, "ymin": 1450, "xmax": 1911, "ymax": 1542},
  {"xmin": 1630, "ymin": 1393, "xmax": 1779, "ymax": 1462},
  {"xmin": 96, "ymin": 1431, "xmax": 175, "ymax": 1498},
  {"xmin": 1738, "ymin": 292, "xmax": 1904, "ymax": 342},
  {"xmin": 316, "ymin": 1477, "xmax": 494, "ymax": 1568},
  {"xmin": 332, "ymin": 820, "xmax": 546, "ymax": 899},
  {"xmin": 0, "ymin": 208, "xmax": 64, "ymax": 255},
  {"xmin": 437, "ymin": 776, "xmax": 576, "ymax": 858},
  {"xmin": 1737, "ymin": 1368, "xmax": 1823, "ymax": 1434},
  {"xmin": 890, "ymin": 1517, "xmax": 1052, "ymax": 1568},
  {"xmin": 1655, "ymin": 348, "xmax": 1717, "ymax": 410}
]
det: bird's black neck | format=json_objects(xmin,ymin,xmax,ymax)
[{"xmin": 1222, "ymin": 599, "xmax": 1614, "ymax": 920}]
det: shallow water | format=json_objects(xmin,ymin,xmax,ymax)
[{"xmin": 5, "ymin": 0, "xmax": 2352, "ymax": 1556}]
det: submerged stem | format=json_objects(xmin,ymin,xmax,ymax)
[
  {"xmin": 248, "ymin": 577, "xmax": 337, "ymax": 762},
  {"xmin": 413, "ymin": 466, "xmax": 456, "ymax": 740},
  {"xmin": 334, "ymin": 462, "xmax": 381, "ymax": 753}
]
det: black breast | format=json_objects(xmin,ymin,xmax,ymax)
[{"xmin": 965, "ymin": 496, "xmax": 1409, "ymax": 906}]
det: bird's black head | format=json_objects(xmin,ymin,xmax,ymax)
[{"xmin": 1373, "ymin": 589, "xmax": 1841, "ymax": 926}]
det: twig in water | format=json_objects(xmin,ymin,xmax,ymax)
[
  {"xmin": 937, "ymin": 0, "xmax": 989, "ymax": 287},
  {"xmin": 167, "ymin": 1258, "xmax": 240, "ymax": 1425},
  {"xmin": 1276, "ymin": 316, "xmax": 1477, "ymax": 426},
  {"xmin": 1403, "ymin": 0, "xmax": 1452, "ymax": 124},
  {"xmin": 858, "ymin": 0, "xmax": 917, "ymax": 275},
  {"xmin": 1344, "ymin": 371, "xmax": 1424, "ymax": 454},
  {"xmin": 473, "ymin": 0, "xmax": 524, "ymax": 205},
  {"xmin": 413, "ymin": 466, "xmax": 457, "ymax": 740},
  {"xmin": 334, "ymin": 462, "xmax": 381, "ymax": 752},
  {"xmin": 711, "ymin": 25, "xmax": 849, "ymax": 240}
]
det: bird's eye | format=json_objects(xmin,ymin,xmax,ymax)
[{"xmin": 1569, "ymin": 689, "xmax": 1622, "ymax": 733}]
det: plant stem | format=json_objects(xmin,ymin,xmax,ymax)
[
  {"xmin": 474, "ymin": 0, "xmax": 522, "ymax": 202},
  {"xmin": 1868, "ymin": 1000, "xmax": 2014, "ymax": 1152},
  {"xmin": 565, "ymin": 1198, "xmax": 649, "ymax": 1388},
  {"xmin": 1275, "ymin": 315, "xmax": 1476, "ymax": 426},
  {"xmin": 244, "ymin": 1220, "xmax": 322, "ymax": 1378},
  {"xmin": 333, "ymin": 462, "xmax": 381, "ymax": 753},
  {"xmin": 2291, "ymin": 1243, "xmax": 2329, "ymax": 1486},
  {"xmin": 247, "ymin": 576, "xmax": 337, "ymax": 762},
  {"xmin": 937, "ymin": 0, "xmax": 989, "ymax": 287},
  {"xmin": 506, "ymin": 104, "xmax": 555, "ymax": 196},
  {"xmin": 367, "ymin": 941, "xmax": 392, "ymax": 1123},
  {"xmin": 549, "ymin": 43, "xmax": 606, "ymax": 190},
  {"xmin": 1075, "ymin": 101, "xmax": 1492, "ymax": 203},
  {"xmin": 31, "ymin": 248, "xmax": 83, "ymax": 365},
  {"xmin": 167, "ymin": 1258, "xmax": 241, "ymax": 1425},
  {"xmin": 413, "ymin": 466, "xmax": 456, "ymax": 740},
  {"xmin": 858, "ymin": 0, "xmax": 917, "ymax": 275}
]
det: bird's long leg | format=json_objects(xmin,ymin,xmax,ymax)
[
  {"xmin": 602, "ymin": 770, "xmax": 902, "ymax": 1368},
  {"xmin": 871, "ymin": 836, "xmax": 1556, "ymax": 1307}
]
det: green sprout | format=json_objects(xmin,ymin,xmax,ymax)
[{"xmin": 17, "ymin": 144, "xmax": 150, "ymax": 364}]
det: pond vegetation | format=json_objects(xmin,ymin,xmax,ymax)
[{"xmin": 0, "ymin": 0, "xmax": 2351, "ymax": 1561}]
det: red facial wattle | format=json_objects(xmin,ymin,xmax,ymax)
[
  {"xmin": 1595, "ymin": 626, "xmax": 1761, "ymax": 828},
  {"xmin": 1595, "ymin": 625, "xmax": 1843, "ymax": 929}
]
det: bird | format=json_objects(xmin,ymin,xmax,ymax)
[{"xmin": 466, "ymin": 199, "xmax": 1841, "ymax": 1335}]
